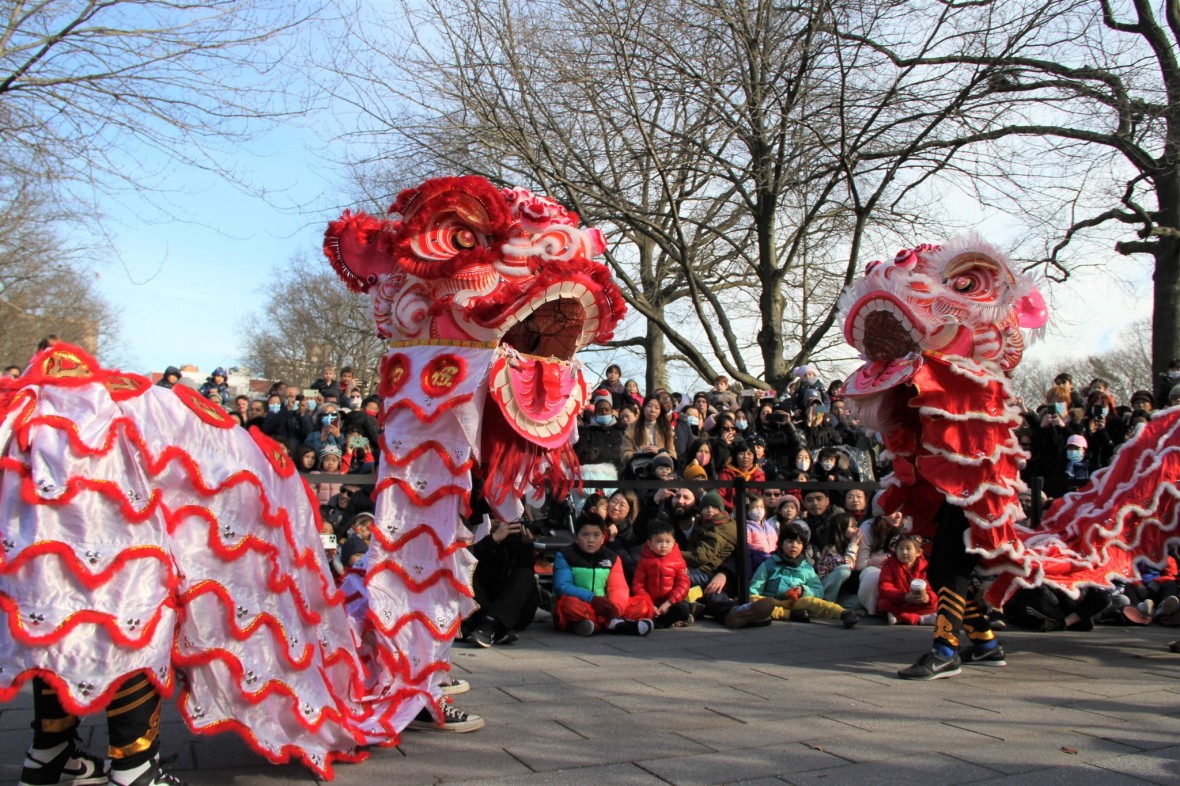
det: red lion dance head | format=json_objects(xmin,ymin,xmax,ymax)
[{"xmin": 324, "ymin": 175, "xmax": 626, "ymax": 512}]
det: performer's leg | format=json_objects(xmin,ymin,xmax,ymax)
[
  {"xmin": 900, "ymin": 504, "xmax": 993, "ymax": 679},
  {"xmin": 21, "ymin": 677, "xmax": 107, "ymax": 786},
  {"xmin": 104, "ymin": 670, "xmax": 161, "ymax": 778}
]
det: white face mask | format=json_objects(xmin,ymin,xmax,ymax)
[{"xmin": 350, "ymin": 397, "xmax": 362, "ymax": 408}]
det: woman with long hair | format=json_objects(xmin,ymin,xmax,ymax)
[{"xmin": 622, "ymin": 396, "xmax": 676, "ymax": 465}]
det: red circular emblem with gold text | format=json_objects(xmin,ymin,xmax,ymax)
[
  {"xmin": 173, "ymin": 385, "xmax": 236, "ymax": 429},
  {"xmin": 421, "ymin": 354, "xmax": 466, "ymax": 397},
  {"xmin": 379, "ymin": 353, "xmax": 411, "ymax": 399},
  {"xmin": 249, "ymin": 427, "xmax": 296, "ymax": 479}
]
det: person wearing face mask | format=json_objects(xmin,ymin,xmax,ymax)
[
  {"xmin": 1028, "ymin": 384, "xmax": 1080, "ymax": 487},
  {"xmin": 763, "ymin": 401, "xmax": 803, "ymax": 472},
  {"xmin": 1062, "ymin": 434, "xmax": 1090, "ymax": 479},
  {"xmin": 344, "ymin": 394, "xmax": 382, "ymax": 456},
  {"xmin": 261, "ymin": 392, "xmax": 308, "ymax": 443},
  {"xmin": 674, "ymin": 400, "xmax": 705, "ymax": 457},
  {"xmin": 577, "ymin": 390, "xmax": 626, "ymax": 470}
]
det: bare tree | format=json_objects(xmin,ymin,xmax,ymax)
[
  {"xmin": 0, "ymin": 181, "xmax": 121, "ymax": 365},
  {"xmin": 325, "ymin": 0, "xmax": 1019, "ymax": 393},
  {"xmin": 240, "ymin": 254, "xmax": 385, "ymax": 391},
  {"xmin": 836, "ymin": 0, "xmax": 1180, "ymax": 392},
  {"xmin": 0, "ymin": 1, "xmax": 330, "ymax": 206}
]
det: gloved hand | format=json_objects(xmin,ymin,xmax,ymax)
[
  {"xmin": 591, "ymin": 596, "xmax": 620, "ymax": 619},
  {"xmin": 784, "ymin": 586, "xmax": 804, "ymax": 603}
]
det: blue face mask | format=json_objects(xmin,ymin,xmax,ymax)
[
  {"xmin": 735, "ymin": 419, "xmax": 748, "ymax": 430},
  {"xmin": 268, "ymin": 403, "xmax": 281, "ymax": 414},
  {"xmin": 686, "ymin": 415, "xmax": 700, "ymax": 427},
  {"xmin": 594, "ymin": 415, "xmax": 616, "ymax": 427},
  {"xmin": 1066, "ymin": 448, "xmax": 1083, "ymax": 462}
]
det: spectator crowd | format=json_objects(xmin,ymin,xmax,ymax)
[{"xmin": 130, "ymin": 356, "xmax": 1180, "ymax": 647}]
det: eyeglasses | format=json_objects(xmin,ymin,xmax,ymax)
[
  {"xmin": 721, "ymin": 426, "xmax": 736, "ymax": 432},
  {"xmin": 339, "ymin": 489, "xmax": 355, "ymax": 497}
]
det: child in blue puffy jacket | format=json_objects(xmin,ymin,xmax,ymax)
[{"xmin": 750, "ymin": 521, "xmax": 858, "ymax": 627}]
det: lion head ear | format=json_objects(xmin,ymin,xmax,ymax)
[{"xmin": 323, "ymin": 210, "xmax": 397, "ymax": 293}]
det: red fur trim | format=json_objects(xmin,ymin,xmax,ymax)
[
  {"xmin": 383, "ymin": 393, "xmax": 475, "ymax": 423},
  {"xmin": 378, "ymin": 437, "xmax": 474, "ymax": 475},
  {"xmin": 364, "ymin": 559, "xmax": 473, "ymax": 597},
  {"xmin": 0, "ymin": 592, "xmax": 176, "ymax": 648},
  {"xmin": 371, "ymin": 476, "xmax": 470, "ymax": 507},
  {"xmin": 368, "ymin": 522, "xmax": 467, "ymax": 559},
  {"xmin": 1, "ymin": 541, "xmax": 174, "ymax": 592},
  {"xmin": 364, "ymin": 608, "xmax": 463, "ymax": 640},
  {"xmin": 0, "ymin": 667, "xmax": 177, "ymax": 718}
]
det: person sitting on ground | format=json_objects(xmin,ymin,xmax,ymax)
[
  {"xmin": 464, "ymin": 516, "xmax": 540, "ymax": 647},
  {"xmin": 682, "ymin": 491, "xmax": 738, "ymax": 594},
  {"xmin": 749, "ymin": 521, "xmax": 858, "ymax": 628},
  {"xmin": 814, "ymin": 512, "xmax": 859, "ymax": 604},
  {"xmin": 855, "ymin": 512, "xmax": 906, "ymax": 615},
  {"xmin": 631, "ymin": 522, "xmax": 694, "ymax": 628},
  {"xmin": 744, "ymin": 492, "xmax": 777, "ymax": 570},
  {"xmin": 877, "ymin": 534, "xmax": 938, "ymax": 625},
  {"xmin": 339, "ymin": 512, "xmax": 374, "ymax": 568},
  {"xmin": 843, "ymin": 488, "xmax": 869, "ymax": 522},
  {"xmin": 605, "ymin": 488, "xmax": 644, "ymax": 581},
  {"xmin": 552, "ymin": 514, "xmax": 653, "ymax": 636},
  {"xmin": 801, "ymin": 489, "xmax": 841, "ymax": 546}
]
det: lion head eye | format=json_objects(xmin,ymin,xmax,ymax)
[
  {"xmin": 454, "ymin": 228, "xmax": 477, "ymax": 249},
  {"xmin": 952, "ymin": 274, "xmax": 977, "ymax": 293}
]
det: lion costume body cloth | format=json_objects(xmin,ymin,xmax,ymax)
[
  {"xmin": 839, "ymin": 237, "xmax": 1180, "ymax": 607},
  {"xmin": 0, "ymin": 175, "xmax": 625, "ymax": 778}
]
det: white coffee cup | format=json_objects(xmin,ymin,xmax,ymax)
[{"xmin": 910, "ymin": 579, "xmax": 927, "ymax": 593}]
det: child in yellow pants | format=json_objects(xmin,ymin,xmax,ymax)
[{"xmin": 750, "ymin": 521, "xmax": 859, "ymax": 628}]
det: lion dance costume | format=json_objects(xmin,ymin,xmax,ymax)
[
  {"xmin": 839, "ymin": 235, "xmax": 1180, "ymax": 678},
  {"xmin": 0, "ymin": 175, "xmax": 624, "ymax": 782}
]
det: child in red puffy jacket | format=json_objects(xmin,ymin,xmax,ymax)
[
  {"xmin": 877, "ymin": 534, "xmax": 938, "ymax": 625},
  {"xmin": 632, "ymin": 522, "xmax": 693, "ymax": 628}
]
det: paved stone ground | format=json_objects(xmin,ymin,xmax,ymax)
[{"xmin": 2, "ymin": 616, "xmax": 1178, "ymax": 785}]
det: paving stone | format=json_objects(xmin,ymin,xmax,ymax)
[
  {"xmin": 969, "ymin": 763, "xmax": 1158, "ymax": 785},
  {"xmin": 780, "ymin": 751, "xmax": 999, "ymax": 785},
  {"xmin": 504, "ymin": 730, "xmax": 712, "ymax": 772},
  {"xmin": 638, "ymin": 743, "xmax": 849, "ymax": 785}
]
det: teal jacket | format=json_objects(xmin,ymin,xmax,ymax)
[{"xmin": 749, "ymin": 553, "xmax": 824, "ymax": 600}]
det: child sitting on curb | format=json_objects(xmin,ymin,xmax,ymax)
[
  {"xmin": 749, "ymin": 521, "xmax": 859, "ymax": 628},
  {"xmin": 632, "ymin": 522, "xmax": 694, "ymax": 628},
  {"xmin": 553, "ymin": 514, "xmax": 653, "ymax": 636},
  {"xmin": 877, "ymin": 533, "xmax": 938, "ymax": 625}
]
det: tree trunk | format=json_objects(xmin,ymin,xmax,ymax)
[
  {"xmin": 645, "ymin": 319, "xmax": 667, "ymax": 394},
  {"xmin": 1153, "ymin": 237, "xmax": 1179, "ymax": 395}
]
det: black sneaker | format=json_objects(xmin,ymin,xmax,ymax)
[
  {"xmin": 841, "ymin": 610, "xmax": 859, "ymax": 629},
  {"xmin": 724, "ymin": 597, "xmax": 776, "ymax": 629},
  {"xmin": 467, "ymin": 619, "xmax": 496, "ymax": 648},
  {"xmin": 407, "ymin": 704, "xmax": 485, "ymax": 733},
  {"xmin": 493, "ymin": 629, "xmax": 519, "ymax": 645},
  {"xmin": 111, "ymin": 758, "xmax": 188, "ymax": 786},
  {"xmin": 20, "ymin": 738, "xmax": 108, "ymax": 786},
  {"xmin": 898, "ymin": 651, "xmax": 962, "ymax": 680},
  {"xmin": 962, "ymin": 642, "xmax": 1007, "ymax": 667}
]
